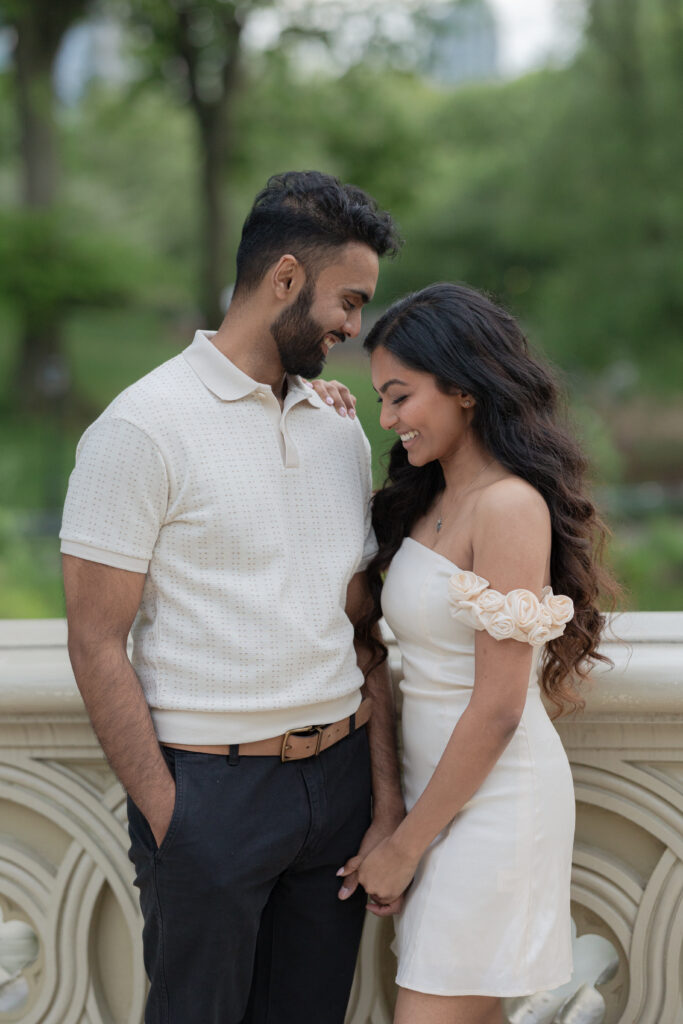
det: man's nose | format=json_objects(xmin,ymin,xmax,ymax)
[{"xmin": 344, "ymin": 309, "xmax": 362, "ymax": 339}]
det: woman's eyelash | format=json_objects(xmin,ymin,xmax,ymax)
[{"xmin": 376, "ymin": 395, "xmax": 407, "ymax": 405}]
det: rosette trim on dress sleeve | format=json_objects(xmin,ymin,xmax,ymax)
[{"xmin": 448, "ymin": 570, "xmax": 574, "ymax": 646}]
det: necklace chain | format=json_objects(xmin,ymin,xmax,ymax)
[{"xmin": 436, "ymin": 459, "xmax": 495, "ymax": 533}]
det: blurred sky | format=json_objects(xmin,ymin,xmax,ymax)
[
  {"xmin": 488, "ymin": 0, "xmax": 584, "ymax": 75},
  {"xmin": 235, "ymin": 0, "xmax": 586, "ymax": 90}
]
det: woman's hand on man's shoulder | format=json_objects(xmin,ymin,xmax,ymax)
[{"xmin": 304, "ymin": 378, "xmax": 357, "ymax": 418}]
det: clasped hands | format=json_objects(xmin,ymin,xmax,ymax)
[{"xmin": 337, "ymin": 824, "xmax": 419, "ymax": 917}]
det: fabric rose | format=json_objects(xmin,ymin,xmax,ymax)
[
  {"xmin": 448, "ymin": 571, "xmax": 489, "ymax": 603},
  {"xmin": 449, "ymin": 576, "xmax": 574, "ymax": 646},
  {"xmin": 527, "ymin": 621, "xmax": 553, "ymax": 646},
  {"xmin": 539, "ymin": 605, "xmax": 553, "ymax": 627},
  {"xmin": 481, "ymin": 610, "xmax": 517, "ymax": 640},
  {"xmin": 543, "ymin": 592, "xmax": 574, "ymax": 625},
  {"xmin": 504, "ymin": 589, "xmax": 542, "ymax": 633},
  {"xmin": 476, "ymin": 589, "xmax": 506, "ymax": 614}
]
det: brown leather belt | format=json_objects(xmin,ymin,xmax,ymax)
[{"xmin": 164, "ymin": 698, "xmax": 372, "ymax": 763}]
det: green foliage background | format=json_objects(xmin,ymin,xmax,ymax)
[{"xmin": 1, "ymin": 1, "xmax": 682, "ymax": 615}]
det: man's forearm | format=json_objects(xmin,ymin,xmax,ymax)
[
  {"xmin": 358, "ymin": 638, "xmax": 404, "ymax": 825},
  {"xmin": 68, "ymin": 636, "xmax": 174, "ymax": 838}
]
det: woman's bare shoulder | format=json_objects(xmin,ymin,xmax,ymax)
[
  {"xmin": 472, "ymin": 477, "xmax": 551, "ymax": 587},
  {"xmin": 476, "ymin": 475, "xmax": 550, "ymax": 526}
]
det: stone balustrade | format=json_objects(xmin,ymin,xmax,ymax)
[{"xmin": 0, "ymin": 613, "xmax": 681, "ymax": 1023}]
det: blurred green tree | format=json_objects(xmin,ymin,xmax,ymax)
[
  {"xmin": 0, "ymin": 0, "xmax": 88, "ymax": 411},
  {"xmin": 118, "ymin": 0, "xmax": 245, "ymax": 327},
  {"xmin": 109, "ymin": 0, "xmax": 436, "ymax": 325},
  {"xmin": 0, "ymin": 0, "xmax": 154, "ymax": 415},
  {"xmin": 393, "ymin": 0, "xmax": 683, "ymax": 395}
]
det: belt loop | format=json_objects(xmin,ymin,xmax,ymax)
[
  {"xmin": 228, "ymin": 744, "xmax": 240, "ymax": 766},
  {"xmin": 349, "ymin": 712, "xmax": 356, "ymax": 736}
]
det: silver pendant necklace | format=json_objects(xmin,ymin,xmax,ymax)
[{"xmin": 436, "ymin": 459, "xmax": 494, "ymax": 533}]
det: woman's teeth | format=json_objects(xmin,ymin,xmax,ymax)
[{"xmin": 400, "ymin": 430, "xmax": 419, "ymax": 442}]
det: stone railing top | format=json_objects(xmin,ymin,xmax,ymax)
[{"xmin": 0, "ymin": 613, "xmax": 681, "ymax": 717}]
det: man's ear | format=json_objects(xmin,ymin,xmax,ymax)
[{"xmin": 271, "ymin": 254, "xmax": 305, "ymax": 301}]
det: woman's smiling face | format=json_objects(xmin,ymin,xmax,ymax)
[{"xmin": 371, "ymin": 346, "xmax": 473, "ymax": 466}]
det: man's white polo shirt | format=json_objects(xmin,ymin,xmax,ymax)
[{"xmin": 60, "ymin": 331, "xmax": 377, "ymax": 743}]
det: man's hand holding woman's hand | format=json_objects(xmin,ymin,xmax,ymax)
[
  {"xmin": 354, "ymin": 835, "xmax": 418, "ymax": 916},
  {"xmin": 336, "ymin": 819, "xmax": 417, "ymax": 917}
]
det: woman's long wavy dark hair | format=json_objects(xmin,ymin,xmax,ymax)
[{"xmin": 359, "ymin": 282, "xmax": 619, "ymax": 716}]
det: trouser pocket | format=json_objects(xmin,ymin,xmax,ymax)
[{"xmin": 127, "ymin": 747, "xmax": 185, "ymax": 862}]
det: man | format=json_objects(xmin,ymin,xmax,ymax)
[{"xmin": 61, "ymin": 171, "xmax": 404, "ymax": 1024}]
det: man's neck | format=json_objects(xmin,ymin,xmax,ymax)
[{"xmin": 210, "ymin": 308, "xmax": 288, "ymax": 400}]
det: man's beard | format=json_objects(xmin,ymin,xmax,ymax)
[{"xmin": 270, "ymin": 280, "xmax": 337, "ymax": 378}]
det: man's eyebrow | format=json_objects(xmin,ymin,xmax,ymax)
[
  {"xmin": 379, "ymin": 378, "xmax": 409, "ymax": 394},
  {"xmin": 347, "ymin": 288, "xmax": 371, "ymax": 304}
]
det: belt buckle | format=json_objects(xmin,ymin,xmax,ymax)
[{"xmin": 281, "ymin": 724, "xmax": 324, "ymax": 763}]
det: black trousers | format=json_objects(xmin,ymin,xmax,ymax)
[{"xmin": 127, "ymin": 726, "xmax": 372, "ymax": 1024}]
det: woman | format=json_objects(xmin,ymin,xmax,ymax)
[{"xmin": 334, "ymin": 283, "xmax": 617, "ymax": 1024}]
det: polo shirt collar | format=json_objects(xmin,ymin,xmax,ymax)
[
  {"xmin": 284, "ymin": 375, "xmax": 325, "ymax": 411},
  {"xmin": 182, "ymin": 331, "xmax": 324, "ymax": 408}
]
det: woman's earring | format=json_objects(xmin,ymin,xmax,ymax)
[{"xmin": 463, "ymin": 400, "xmax": 471, "ymax": 407}]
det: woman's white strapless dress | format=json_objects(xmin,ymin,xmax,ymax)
[{"xmin": 382, "ymin": 537, "xmax": 575, "ymax": 997}]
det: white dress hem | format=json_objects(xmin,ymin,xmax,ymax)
[{"xmin": 394, "ymin": 969, "xmax": 574, "ymax": 998}]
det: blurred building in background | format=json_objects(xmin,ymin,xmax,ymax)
[{"xmin": 423, "ymin": 0, "xmax": 499, "ymax": 84}]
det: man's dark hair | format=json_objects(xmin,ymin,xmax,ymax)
[{"xmin": 233, "ymin": 170, "xmax": 401, "ymax": 296}]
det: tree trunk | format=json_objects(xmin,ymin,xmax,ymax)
[
  {"xmin": 661, "ymin": 0, "xmax": 683, "ymax": 80},
  {"xmin": 177, "ymin": 5, "xmax": 242, "ymax": 327},
  {"xmin": 197, "ymin": 103, "xmax": 231, "ymax": 328},
  {"xmin": 10, "ymin": 1, "xmax": 86, "ymax": 410},
  {"xmin": 588, "ymin": 0, "xmax": 645, "ymax": 133}
]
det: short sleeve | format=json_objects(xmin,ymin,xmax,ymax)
[
  {"xmin": 447, "ymin": 570, "xmax": 574, "ymax": 646},
  {"xmin": 60, "ymin": 416, "xmax": 169, "ymax": 573},
  {"xmin": 356, "ymin": 422, "xmax": 378, "ymax": 572}
]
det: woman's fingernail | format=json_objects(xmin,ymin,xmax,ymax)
[
  {"xmin": 349, "ymin": 409, "xmax": 356, "ymax": 419},
  {"xmin": 336, "ymin": 867, "xmax": 345, "ymax": 876},
  {"xmin": 326, "ymin": 396, "xmax": 334, "ymax": 405},
  {"xmin": 339, "ymin": 887, "xmax": 350, "ymax": 898},
  {"xmin": 339, "ymin": 406, "xmax": 347, "ymax": 416}
]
